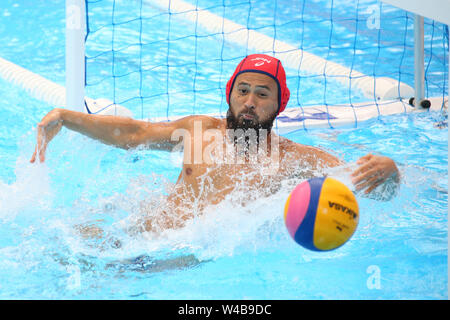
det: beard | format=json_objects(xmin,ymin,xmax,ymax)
[
  {"xmin": 225, "ymin": 107, "xmax": 277, "ymax": 148},
  {"xmin": 226, "ymin": 108, "xmax": 276, "ymax": 132}
]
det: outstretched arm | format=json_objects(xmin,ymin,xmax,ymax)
[
  {"xmin": 30, "ymin": 108, "xmax": 202, "ymax": 163},
  {"xmin": 291, "ymin": 141, "xmax": 400, "ymax": 199}
]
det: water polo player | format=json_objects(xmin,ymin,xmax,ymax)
[{"xmin": 30, "ymin": 54, "xmax": 400, "ymax": 232}]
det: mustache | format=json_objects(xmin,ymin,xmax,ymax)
[
  {"xmin": 239, "ymin": 111, "xmax": 258, "ymax": 121},
  {"xmin": 239, "ymin": 110, "xmax": 257, "ymax": 116},
  {"xmin": 226, "ymin": 108, "xmax": 275, "ymax": 132}
]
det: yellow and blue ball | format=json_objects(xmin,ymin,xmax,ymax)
[{"xmin": 284, "ymin": 177, "xmax": 359, "ymax": 251}]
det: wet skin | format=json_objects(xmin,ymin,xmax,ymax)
[{"xmin": 30, "ymin": 72, "xmax": 399, "ymax": 234}]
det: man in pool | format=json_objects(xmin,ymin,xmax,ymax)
[{"xmin": 30, "ymin": 54, "xmax": 399, "ymax": 233}]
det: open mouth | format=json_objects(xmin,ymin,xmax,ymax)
[{"xmin": 241, "ymin": 113, "xmax": 255, "ymax": 121}]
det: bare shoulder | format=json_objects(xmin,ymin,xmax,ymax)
[
  {"xmin": 277, "ymin": 135, "xmax": 309, "ymax": 154},
  {"xmin": 278, "ymin": 135, "xmax": 342, "ymax": 168}
]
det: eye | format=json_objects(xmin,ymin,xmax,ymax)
[
  {"xmin": 238, "ymin": 88, "xmax": 248, "ymax": 95},
  {"xmin": 258, "ymin": 91, "xmax": 269, "ymax": 98}
]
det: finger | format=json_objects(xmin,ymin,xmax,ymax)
[
  {"xmin": 355, "ymin": 174, "xmax": 381, "ymax": 191},
  {"xmin": 36, "ymin": 125, "xmax": 48, "ymax": 163},
  {"xmin": 39, "ymin": 143, "xmax": 47, "ymax": 162},
  {"xmin": 365, "ymin": 180, "xmax": 383, "ymax": 194},
  {"xmin": 38, "ymin": 137, "xmax": 49, "ymax": 163},
  {"xmin": 356, "ymin": 153, "xmax": 373, "ymax": 165},
  {"xmin": 31, "ymin": 123, "xmax": 45, "ymax": 163},
  {"xmin": 351, "ymin": 161, "xmax": 376, "ymax": 180},
  {"xmin": 353, "ymin": 167, "xmax": 381, "ymax": 187},
  {"xmin": 37, "ymin": 119, "xmax": 62, "ymax": 162},
  {"xmin": 36, "ymin": 126, "xmax": 44, "ymax": 162},
  {"xmin": 30, "ymin": 146, "xmax": 37, "ymax": 163}
]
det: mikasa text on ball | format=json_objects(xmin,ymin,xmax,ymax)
[{"xmin": 284, "ymin": 177, "xmax": 359, "ymax": 251}]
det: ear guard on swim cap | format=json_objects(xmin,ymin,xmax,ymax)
[{"xmin": 226, "ymin": 54, "xmax": 290, "ymax": 115}]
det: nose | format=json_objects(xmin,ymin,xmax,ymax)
[{"xmin": 244, "ymin": 93, "xmax": 256, "ymax": 110}]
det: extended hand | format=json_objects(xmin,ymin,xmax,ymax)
[
  {"xmin": 351, "ymin": 153, "xmax": 399, "ymax": 194},
  {"xmin": 30, "ymin": 108, "xmax": 64, "ymax": 163}
]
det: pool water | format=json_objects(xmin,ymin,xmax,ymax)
[
  {"xmin": 84, "ymin": 0, "xmax": 448, "ymax": 117},
  {"xmin": 0, "ymin": 0, "xmax": 448, "ymax": 299}
]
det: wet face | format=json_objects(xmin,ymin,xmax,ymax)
[{"xmin": 227, "ymin": 72, "xmax": 279, "ymax": 132}]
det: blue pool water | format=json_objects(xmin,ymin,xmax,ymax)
[
  {"xmin": 0, "ymin": 0, "xmax": 448, "ymax": 299},
  {"xmin": 83, "ymin": 0, "xmax": 448, "ymax": 117}
]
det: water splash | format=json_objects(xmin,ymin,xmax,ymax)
[{"xmin": 0, "ymin": 156, "xmax": 53, "ymax": 222}]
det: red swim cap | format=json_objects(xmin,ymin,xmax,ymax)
[{"xmin": 226, "ymin": 54, "xmax": 290, "ymax": 115}]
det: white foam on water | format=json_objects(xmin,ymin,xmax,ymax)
[
  {"xmin": 80, "ymin": 162, "xmax": 361, "ymax": 263},
  {"xmin": 0, "ymin": 156, "xmax": 53, "ymax": 222},
  {"xmin": 0, "ymin": 132, "xmax": 364, "ymax": 269}
]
